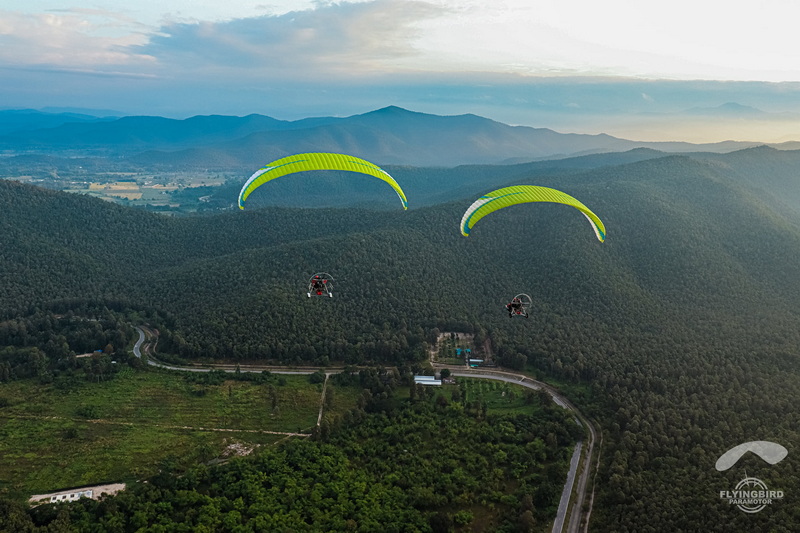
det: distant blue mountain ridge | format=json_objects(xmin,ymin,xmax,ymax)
[{"xmin": 1, "ymin": 105, "xmax": 797, "ymax": 167}]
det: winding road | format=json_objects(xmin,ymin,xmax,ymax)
[
  {"xmin": 443, "ymin": 368, "xmax": 598, "ymax": 533},
  {"xmin": 133, "ymin": 326, "xmax": 598, "ymax": 532}
]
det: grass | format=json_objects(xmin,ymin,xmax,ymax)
[
  {"xmin": 527, "ymin": 371, "xmax": 597, "ymax": 414},
  {"xmin": 323, "ymin": 381, "xmax": 364, "ymax": 419},
  {"xmin": 454, "ymin": 378, "xmax": 541, "ymax": 416},
  {"xmin": 0, "ymin": 418, "xmax": 286, "ymax": 494},
  {"xmin": 4, "ymin": 371, "xmax": 325, "ymax": 432},
  {"xmin": 0, "ymin": 368, "xmax": 360, "ymax": 496},
  {"xmin": 0, "ymin": 370, "xmax": 558, "ymax": 499}
]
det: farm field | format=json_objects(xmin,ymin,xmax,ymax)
[
  {"xmin": 450, "ymin": 377, "xmax": 548, "ymax": 416},
  {"xmin": 0, "ymin": 368, "xmax": 361, "ymax": 496},
  {"xmin": 62, "ymin": 173, "xmax": 228, "ymax": 207},
  {"xmin": 2, "ymin": 171, "xmax": 233, "ymax": 210}
]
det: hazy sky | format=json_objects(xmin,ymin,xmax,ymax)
[{"xmin": 3, "ymin": 0, "xmax": 800, "ymax": 142}]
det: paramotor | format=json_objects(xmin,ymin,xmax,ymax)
[
  {"xmin": 460, "ymin": 185, "xmax": 605, "ymax": 242},
  {"xmin": 238, "ymin": 152, "xmax": 408, "ymax": 210},
  {"xmin": 506, "ymin": 293, "xmax": 532, "ymax": 318},
  {"xmin": 307, "ymin": 273, "xmax": 334, "ymax": 298}
]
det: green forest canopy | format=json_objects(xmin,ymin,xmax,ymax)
[{"xmin": 2, "ymin": 150, "xmax": 800, "ymax": 531}]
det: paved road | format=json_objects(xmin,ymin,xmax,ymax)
[
  {"xmin": 446, "ymin": 369, "xmax": 593, "ymax": 533},
  {"xmin": 567, "ymin": 407, "xmax": 598, "ymax": 533},
  {"xmin": 554, "ymin": 440, "xmax": 582, "ymax": 533},
  {"xmin": 133, "ymin": 327, "xmax": 597, "ymax": 532},
  {"xmin": 134, "ymin": 327, "xmax": 324, "ymax": 375}
]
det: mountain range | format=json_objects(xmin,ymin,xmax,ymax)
[
  {"xmin": 3, "ymin": 106, "xmax": 800, "ymax": 168},
  {"xmin": 2, "ymin": 143, "xmax": 800, "ymax": 531}
]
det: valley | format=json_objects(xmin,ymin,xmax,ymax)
[{"xmin": 1, "ymin": 109, "xmax": 799, "ymax": 531}]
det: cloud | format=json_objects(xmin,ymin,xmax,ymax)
[
  {"xmin": 137, "ymin": 0, "xmax": 447, "ymax": 79},
  {"xmin": 0, "ymin": 1, "xmax": 448, "ymax": 88},
  {"xmin": 9, "ymin": 0, "xmax": 800, "ymax": 87},
  {"xmin": 4, "ymin": 0, "xmax": 800, "ymax": 144},
  {"xmin": 0, "ymin": 9, "xmax": 155, "ymax": 72}
]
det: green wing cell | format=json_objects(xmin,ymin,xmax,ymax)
[
  {"xmin": 238, "ymin": 152, "xmax": 408, "ymax": 210},
  {"xmin": 460, "ymin": 185, "xmax": 605, "ymax": 241}
]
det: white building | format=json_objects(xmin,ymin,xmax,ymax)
[
  {"xmin": 414, "ymin": 375, "xmax": 442, "ymax": 386},
  {"xmin": 29, "ymin": 483, "xmax": 126, "ymax": 506},
  {"xmin": 50, "ymin": 490, "xmax": 93, "ymax": 503}
]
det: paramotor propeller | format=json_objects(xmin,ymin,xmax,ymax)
[
  {"xmin": 307, "ymin": 273, "xmax": 334, "ymax": 298},
  {"xmin": 506, "ymin": 293, "xmax": 532, "ymax": 318}
]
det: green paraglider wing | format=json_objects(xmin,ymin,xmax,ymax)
[
  {"xmin": 238, "ymin": 152, "xmax": 408, "ymax": 210},
  {"xmin": 460, "ymin": 185, "xmax": 605, "ymax": 241}
]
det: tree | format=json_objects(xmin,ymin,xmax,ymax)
[
  {"xmin": 450, "ymin": 387, "xmax": 462, "ymax": 403},
  {"xmin": 453, "ymin": 510, "xmax": 473, "ymax": 526},
  {"xmin": 309, "ymin": 370, "xmax": 326, "ymax": 384},
  {"xmin": 518, "ymin": 510, "xmax": 536, "ymax": 532},
  {"xmin": 429, "ymin": 512, "xmax": 451, "ymax": 533},
  {"xmin": 324, "ymin": 385, "xmax": 335, "ymax": 409}
]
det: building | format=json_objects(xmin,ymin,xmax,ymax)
[
  {"xmin": 29, "ymin": 483, "xmax": 126, "ymax": 506},
  {"xmin": 49, "ymin": 490, "xmax": 93, "ymax": 503},
  {"xmin": 414, "ymin": 375, "xmax": 442, "ymax": 386}
]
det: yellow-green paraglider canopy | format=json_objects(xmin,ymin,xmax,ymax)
[
  {"xmin": 460, "ymin": 185, "xmax": 605, "ymax": 241},
  {"xmin": 238, "ymin": 152, "xmax": 408, "ymax": 210}
]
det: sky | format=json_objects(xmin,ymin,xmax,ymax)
[{"xmin": 3, "ymin": 0, "xmax": 800, "ymax": 142}]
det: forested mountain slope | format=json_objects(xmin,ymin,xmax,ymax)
[
  {"xmin": 691, "ymin": 145, "xmax": 800, "ymax": 214},
  {"xmin": 2, "ymin": 152, "xmax": 800, "ymax": 530},
  {"xmin": 207, "ymin": 147, "xmax": 666, "ymax": 211}
]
